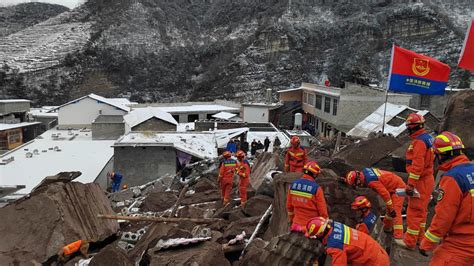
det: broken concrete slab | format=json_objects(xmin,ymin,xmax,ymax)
[
  {"xmin": 89, "ymin": 242, "xmax": 133, "ymax": 266},
  {"xmin": 332, "ymin": 136, "xmax": 402, "ymax": 170},
  {"xmin": 194, "ymin": 177, "xmax": 218, "ymax": 193},
  {"xmin": 141, "ymin": 191, "xmax": 178, "ymax": 212},
  {"xmin": 0, "ymin": 181, "xmax": 119, "ymax": 265},
  {"xmin": 181, "ymin": 189, "xmax": 221, "ymax": 205},
  {"xmin": 148, "ymin": 241, "xmax": 230, "ymax": 265},
  {"xmin": 223, "ymin": 216, "xmax": 261, "ymax": 241},
  {"xmin": 390, "ymin": 242, "xmax": 431, "ymax": 266},
  {"xmin": 243, "ymin": 195, "xmax": 273, "ymax": 217},
  {"xmin": 250, "ymin": 152, "xmax": 280, "ymax": 190}
]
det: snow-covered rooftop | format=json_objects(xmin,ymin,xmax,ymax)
[
  {"xmin": 115, "ymin": 128, "xmax": 249, "ymax": 159},
  {"xmin": 0, "ymin": 122, "xmax": 41, "ymax": 131},
  {"xmin": 212, "ymin": 112, "xmax": 238, "ymax": 120},
  {"xmin": 347, "ymin": 103, "xmax": 429, "ymax": 138},
  {"xmin": 29, "ymin": 108, "xmax": 59, "ymax": 118},
  {"xmin": 155, "ymin": 104, "xmax": 239, "ymax": 114},
  {"xmin": 0, "ymin": 99, "xmax": 31, "ymax": 103},
  {"xmin": 49, "ymin": 94, "xmax": 131, "ymax": 113},
  {"xmin": 177, "ymin": 122, "xmax": 195, "ymax": 132},
  {"xmin": 0, "ymin": 129, "xmax": 114, "ymax": 197},
  {"xmin": 124, "ymin": 107, "xmax": 178, "ymax": 128}
]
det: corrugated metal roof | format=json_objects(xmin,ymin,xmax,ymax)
[{"xmin": 347, "ymin": 103, "xmax": 429, "ymax": 138}]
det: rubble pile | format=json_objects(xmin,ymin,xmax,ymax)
[
  {"xmin": 439, "ymin": 90, "xmax": 474, "ymax": 157},
  {"xmin": 0, "ymin": 172, "xmax": 119, "ymax": 265}
]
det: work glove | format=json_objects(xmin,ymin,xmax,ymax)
[
  {"xmin": 419, "ymin": 249, "xmax": 429, "ymax": 257},
  {"xmin": 405, "ymin": 184, "xmax": 415, "ymax": 197}
]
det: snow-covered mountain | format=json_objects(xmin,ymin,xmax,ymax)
[{"xmin": 0, "ymin": 0, "xmax": 472, "ymax": 105}]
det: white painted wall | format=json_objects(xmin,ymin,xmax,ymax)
[
  {"xmin": 58, "ymin": 97, "xmax": 127, "ymax": 128},
  {"xmin": 243, "ymin": 106, "xmax": 270, "ymax": 123}
]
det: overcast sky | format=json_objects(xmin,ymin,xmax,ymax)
[{"xmin": 1, "ymin": 0, "xmax": 83, "ymax": 9}]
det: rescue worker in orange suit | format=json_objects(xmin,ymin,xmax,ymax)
[
  {"xmin": 305, "ymin": 217, "xmax": 390, "ymax": 266},
  {"xmin": 351, "ymin": 196, "xmax": 378, "ymax": 235},
  {"xmin": 286, "ymin": 161, "xmax": 328, "ymax": 232},
  {"xmin": 57, "ymin": 239, "xmax": 90, "ymax": 262},
  {"xmin": 419, "ymin": 132, "xmax": 474, "ymax": 265},
  {"xmin": 236, "ymin": 150, "xmax": 251, "ymax": 207},
  {"xmin": 345, "ymin": 168, "xmax": 405, "ymax": 239},
  {"xmin": 218, "ymin": 151, "xmax": 238, "ymax": 206},
  {"xmin": 395, "ymin": 113, "xmax": 435, "ymax": 249},
  {"xmin": 285, "ymin": 136, "xmax": 307, "ymax": 173}
]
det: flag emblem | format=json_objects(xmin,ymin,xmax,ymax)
[{"xmin": 412, "ymin": 58, "xmax": 430, "ymax": 76}]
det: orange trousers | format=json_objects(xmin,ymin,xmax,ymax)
[
  {"xmin": 430, "ymin": 245, "xmax": 474, "ymax": 266},
  {"xmin": 404, "ymin": 175, "xmax": 435, "ymax": 247},
  {"xmin": 383, "ymin": 194, "xmax": 404, "ymax": 239},
  {"xmin": 239, "ymin": 178, "xmax": 249, "ymax": 204},
  {"xmin": 220, "ymin": 179, "xmax": 233, "ymax": 205}
]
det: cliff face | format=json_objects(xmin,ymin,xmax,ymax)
[{"xmin": 0, "ymin": 0, "xmax": 472, "ymax": 105}]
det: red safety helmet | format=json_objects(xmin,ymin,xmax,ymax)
[
  {"xmin": 236, "ymin": 150, "xmax": 246, "ymax": 158},
  {"xmin": 405, "ymin": 113, "xmax": 425, "ymax": 129},
  {"xmin": 351, "ymin": 196, "xmax": 371, "ymax": 210},
  {"xmin": 433, "ymin": 131, "xmax": 465, "ymax": 155},
  {"xmin": 304, "ymin": 161, "xmax": 321, "ymax": 177},
  {"xmin": 305, "ymin": 217, "xmax": 330, "ymax": 239},
  {"xmin": 345, "ymin": 170, "xmax": 363, "ymax": 187},
  {"xmin": 223, "ymin": 151, "xmax": 232, "ymax": 158},
  {"xmin": 290, "ymin": 136, "xmax": 300, "ymax": 146}
]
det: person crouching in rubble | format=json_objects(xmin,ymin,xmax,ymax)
[
  {"xmin": 218, "ymin": 151, "xmax": 238, "ymax": 206},
  {"xmin": 286, "ymin": 161, "xmax": 328, "ymax": 233},
  {"xmin": 108, "ymin": 171, "xmax": 123, "ymax": 193},
  {"xmin": 57, "ymin": 239, "xmax": 90, "ymax": 262},
  {"xmin": 236, "ymin": 150, "xmax": 251, "ymax": 207},
  {"xmin": 284, "ymin": 136, "xmax": 307, "ymax": 173},
  {"xmin": 305, "ymin": 217, "xmax": 390, "ymax": 266},
  {"xmin": 345, "ymin": 168, "xmax": 405, "ymax": 239},
  {"xmin": 419, "ymin": 132, "xmax": 474, "ymax": 264},
  {"xmin": 351, "ymin": 196, "xmax": 377, "ymax": 235}
]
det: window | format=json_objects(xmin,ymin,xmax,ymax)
[
  {"xmin": 187, "ymin": 114, "xmax": 199, "ymax": 122},
  {"xmin": 324, "ymin": 97, "xmax": 331, "ymax": 113},
  {"xmin": 308, "ymin": 94, "xmax": 315, "ymax": 106},
  {"xmin": 172, "ymin": 115, "xmax": 180, "ymax": 122},
  {"xmin": 303, "ymin": 92, "xmax": 308, "ymax": 104},
  {"xmin": 315, "ymin": 95, "xmax": 322, "ymax": 109},
  {"xmin": 332, "ymin": 99, "xmax": 338, "ymax": 116}
]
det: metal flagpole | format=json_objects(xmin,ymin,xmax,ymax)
[{"xmin": 382, "ymin": 44, "xmax": 395, "ymax": 134}]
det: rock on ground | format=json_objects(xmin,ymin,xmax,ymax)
[
  {"xmin": 0, "ymin": 180, "xmax": 118, "ymax": 265},
  {"xmin": 439, "ymin": 90, "xmax": 474, "ymax": 157},
  {"xmin": 243, "ymin": 195, "xmax": 273, "ymax": 217},
  {"xmin": 332, "ymin": 136, "xmax": 401, "ymax": 170},
  {"xmin": 141, "ymin": 190, "xmax": 178, "ymax": 212},
  {"xmin": 148, "ymin": 241, "xmax": 230, "ymax": 266},
  {"xmin": 223, "ymin": 216, "xmax": 261, "ymax": 241},
  {"xmin": 89, "ymin": 242, "xmax": 133, "ymax": 266},
  {"xmin": 194, "ymin": 177, "xmax": 217, "ymax": 193}
]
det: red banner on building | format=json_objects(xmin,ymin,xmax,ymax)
[{"xmin": 458, "ymin": 19, "xmax": 474, "ymax": 72}]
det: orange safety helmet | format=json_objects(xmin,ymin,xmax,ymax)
[
  {"xmin": 223, "ymin": 151, "xmax": 232, "ymax": 158},
  {"xmin": 303, "ymin": 161, "xmax": 321, "ymax": 177},
  {"xmin": 345, "ymin": 170, "xmax": 363, "ymax": 187},
  {"xmin": 236, "ymin": 150, "xmax": 246, "ymax": 158},
  {"xmin": 290, "ymin": 136, "xmax": 300, "ymax": 146},
  {"xmin": 122, "ymin": 184, "xmax": 128, "ymax": 190},
  {"xmin": 433, "ymin": 131, "xmax": 465, "ymax": 155},
  {"xmin": 305, "ymin": 217, "xmax": 330, "ymax": 239},
  {"xmin": 405, "ymin": 113, "xmax": 425, "ymax": 129},
  {"xmin": 351, "ymin": 195, "xmax": 372, "ymax": 210}
]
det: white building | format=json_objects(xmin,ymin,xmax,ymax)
[
  {"xmin": 242, "ymin": 103, "xmax": 282, "ymax": 123},
  {"xmin": 0, "ymin": 129, "xmax": 115, "ymax": 202},
  {"xmin": 49, "ymin": 94, "xmax": 131, "ymax": 129}
]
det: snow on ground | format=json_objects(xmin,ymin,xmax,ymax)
[{"xmin": 0, "ymin": 129, "xmax": 114, "ymax": 197}]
